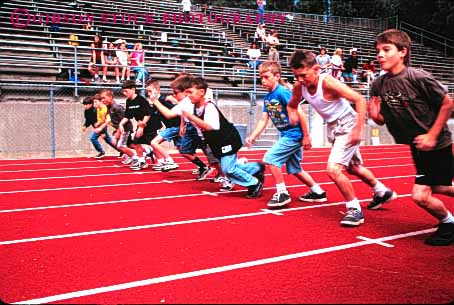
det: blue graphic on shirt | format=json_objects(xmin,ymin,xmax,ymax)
[{"xmin": 263, "ymin": 84, "xmax": 302, "ymax": 139}]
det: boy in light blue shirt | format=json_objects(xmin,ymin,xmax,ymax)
[{"xmin": 246, "ymin": 61, "xmax": 327, "ymax": 208}]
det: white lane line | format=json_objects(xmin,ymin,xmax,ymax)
[
  {"xmin": 0, "ymin": 146, "xmax": 408, "ymax": 167},
  {"xmin": 0, "ymin": 177, "xmax": 413, "ymax": 213},
  {"xmin": 201, "ymin": 191, "xmax": 218, "ymax": 197},
  {"xmin": 0, "ymin": 156, "xmax": 413, "ymax": 175},
  {"xmin": 0, "ymin": 163, "xmax": 415, "ymax": 183},
  {"xmin": 261, "ymin": 209, "xmax": 284, "ymax": 216},
  {"xmin": 161, "ymin": 180, "xmax": 173, "ymax": 184},
  {"xmin": 0, "ymin": 166, "xmax": 416, "ymax": 194},
  {"xmin": 12, "ymin": 227, "xmax": 435, "ymax": 305},
  {"xmin": 0, "ymin": 195, "xmax": 412, "ymax": 245},
  {"xmin": 356, "ymin": 236, "xmax": 395, "ymax": 247}
]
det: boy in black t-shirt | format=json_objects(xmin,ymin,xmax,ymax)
[
  {"xmin": 119, "ymin": 80, "xmax": 162, "ymax": 170},
  {"xmin": 368, "ymin": 29, "xmax": 454, "ymax": 246},
  {"xmin": 147, "ymin": 79, "xmax": 181, "ymax": 172}
]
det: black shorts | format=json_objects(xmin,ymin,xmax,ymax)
[
  {"xmin": 411, "ymin": 144, "xmax": 454, "ymax": 186},
  {"xmin": 132, "ymin": 129, "xmax": 157, "ymax": 145}
]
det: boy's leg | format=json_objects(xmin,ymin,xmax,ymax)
[
  {"xmin": 262, "ymin": 137, "xmax": 302, "ymax": 208},
  {"xmin": 410, "ymin": 145, "xmax": 454, "ymax": 246},
  {"xmin": 89, "ymin": 131, "xmax": 105, "ymax": 157}
]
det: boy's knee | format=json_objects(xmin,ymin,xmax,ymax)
[
  {"xmin": 326, "ymin": 163, "xmax": 343, "ymax": 179},
  {"xmin": 412, "ymin": 190, "xmax": 430, "ymax": 206}
]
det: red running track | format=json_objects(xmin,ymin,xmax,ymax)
[{"xmin": 0, "ymin": 145, "xmax": 453, "ymax": 304}]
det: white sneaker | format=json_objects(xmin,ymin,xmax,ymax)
[
  {"xmin": 121, "ymin": 155, "xmax": 133, "ymax": 165},
  {"xmin": 152, "ymin": 161, "xmax": 165, "ymax": 171},
  {"xmin": 220, "ymin": 179, "xmax": 234, "ymax": 191},
  {"xmin": 161, "ymin": 161, "xmax": 179, "ymax": 172}
]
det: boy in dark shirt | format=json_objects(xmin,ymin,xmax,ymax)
[
  {"xmin": 119, "ymin": 80, "xmax": 162, "ymax": 170},
  {"xmin": 147, "ymin": 79, "xmax": 181, "ymax": 172},
  {"xmin": 368, "ymin": 29, "xmax": 454, "ymax": 246},
  {"xmin": 98, "ymin": 89, "xmax": 136, "ymax": 164}
]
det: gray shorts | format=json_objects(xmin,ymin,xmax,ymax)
[
  {"xmin": 117, "ymin": 130, "xmax": 131, "ymax": 148},
  {"xmin": 326, "ymin": 112, "xmax": 363, "ymax": 167}
]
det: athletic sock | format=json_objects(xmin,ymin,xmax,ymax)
[
  {"xmin": 276, "ymin": 182, "xmax": 287, "ymax": 194},
  {"xmin": 441, "ymin": 211, "xmax": 454, "ymax": 224},
  {"xmin": 310, "ymin": 184, "xmax": 324, "ymax": 194},
  {"xmin": 372, "ymin": 180, "xmax": 388, "ymax": 197},
  {"xmin": 345, "ymin": 198, "xmax": 361, "ymax": 211}
]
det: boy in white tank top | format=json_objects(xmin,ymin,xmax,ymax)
[{"xmin": 286, "ymin": 49, "xmax": 397, "ymax": 227}]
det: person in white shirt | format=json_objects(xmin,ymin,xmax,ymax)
[
  {"xmin": 247, "ymin": 42, "xmax": 262, "ymax": 69},
  {"xmin": 181, "ymin": 0, "xmax": 191, "ymax": 21}
]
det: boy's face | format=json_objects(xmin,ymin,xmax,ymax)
[
  {"xmin": 121, "ymin": 88, "xmax": 135, "ymax": 99},
  {"xmin": 376, "ymin": 42, "xmax": 406, "ymax": 71},
  {"xmin": 260, "ymin": 70, "xmax": 280, "ymax": 91},
  {"xmin": 172, "ymin": 88, "xmax": 187, "ymax": 102},
  {"xmin": 146, "ymin": 84, "xmax": 160, "ymax": 97},
  {"xmin": 93, "ymin": 99, "xmax": 102, "ymax": 108},
  {"xmin": 100, "ymin": 93, "xmax": 112, "ymax": 106},
  {"xmin": 185, "ymin": 87, "xmax": 205, "ymax": 105},
  {"xmin": 292, "ymin": 64, "xmax": 319, "ymax": 87}
]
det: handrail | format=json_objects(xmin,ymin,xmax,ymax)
[{"xmin": 398, "ymin": 21, "xmax": 454, "ymax": 57}]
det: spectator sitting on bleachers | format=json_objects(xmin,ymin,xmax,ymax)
[
  {"xmin": 254, "ymin": 23, "xmax": 267, "ymax": 49},
  {"xmin": 103, "ymin": 42, "xmax": 120, "ymax": 83},
  {"xmin": 361, "ymin": 59, "xmax": 376, "ymax": 87},
  {"xmin": 330, "ymin": 47, "xmax": 344, "ymax": 81},
  {"xmin": 247, "ymin": 42, "xmax": 262, "ymax": 70},
  {"xmin": 130, "ymin": 42, "xmax": 149, "ymax": 85},
  {"xmin": 88, "ymin": 34, "xmax": 104, "ymax": 82},
  {"xmin": 316, "ymin": 47, "xmax": 331, "ymax": 73},
  {"xmin": 115, "ymin": 39, "xmax": 131, "ymax": 82},
  {"xmin": 342, "ymin": 48, "xmax": 359, "ymax": 84}
]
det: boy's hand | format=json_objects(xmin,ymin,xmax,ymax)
[
  {"xmin": 347, "ymin": 127, "xmax": 362, "ymax": 147},
  {"xmin": 94, "ymin": 127, "xmax": 102, "ymax": 134},
  {"xmin": 413, "ymin": 134, "xmax": 436, "ymax": 151},
  {"xmin": 302, "ymin": 135, "xmax": 312, "ymax": 150},
  {"xmin": 245, "ymin": 135, "xmax": 255, "ymax": 149},
  {"xmin": 135, "ymin": 127, "xmax": 144, "ymax": 139}
]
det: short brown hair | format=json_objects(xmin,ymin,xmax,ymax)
[
  {"xmin": 259, "ymin": 60, "xmax": 282, "ymax": 75},
  {"xmin": 289, "ymin": 49, "xmax": 317, "ymax": 69},
  {"xmin": 375, "ymin": 29, "xmax": 411, "ymax": 65}
]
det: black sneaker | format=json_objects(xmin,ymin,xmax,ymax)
[
  {"xmin": 299, "ymin": 191, "xmax": 327, "ymax": 202},
  {"xmin": 95, "ymin": 151, "xmax": 105, "ymax": 159},
  {"xmin": 424, "ymin": 223, "xmax": 454, "ymax": 246},
  {"xmin": 367, "ymin": 189, "xmax": 397, "ymax": 210},
  {"xmin": 340, "ymin": 208, "xmax": 364, "ymax": 226},
  {"xmin": 196, "ymin": 167, "xmax": 214, "ymax": 181},
  {"xmin": 253, "ymin": 162, "xmax": 266, "ymax": 184},
  {"xmin": 267, "ymin": 192, "xmax": 291, "ymax": 208},
  {"xmin": 246, "ymin": 180, "xmax": 264, "ymax": 199}
]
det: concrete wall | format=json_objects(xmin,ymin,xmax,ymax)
[{"xmin": 1, "ymin": 99, "xmax": 454, "ymax": 159}]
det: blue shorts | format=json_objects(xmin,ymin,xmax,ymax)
[
  {"xmin": 180, "ymin": 123, "xmax": 202, "ymax": 154},
  {"xmin": 159, "ymin": 126, "xmax": 181, "ymax": 147},
  {"xmin": 263, "ymin": 136, "xmax": 302, "ymax": 175}
]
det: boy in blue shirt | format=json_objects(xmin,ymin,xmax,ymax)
[{"xmin": 246, "ymin": 61, "xmax": 327, "ymax": 208}]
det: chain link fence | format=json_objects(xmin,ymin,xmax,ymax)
[{"xmin": 0, "ymin": 82, "xmax": 395, "ymax": 159}]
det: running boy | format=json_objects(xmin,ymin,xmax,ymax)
[
  {"xmin": 368, "ymin": 29, "xmax": 454, "ymax": 245},
  {"xmin": 287, "ymin": 49, "xmax": 396, "ymax": 226},
  {"xmin": 119, "ymin": 80, "xmax": 161, "ymax": 170},
  {"xmin": 182, "ymin": 76, "xmax": 265, "ymax": 198},
  {"xmin": 246, "ymin": 61, "xmax": 327, "ymax": 208}
]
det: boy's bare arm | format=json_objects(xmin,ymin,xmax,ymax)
[
  {"xmin": 297, "ymin": 106, "xmax": 312, "ymax": 150},
  {"xmin": 246, "ymin": 112, "xmax": 269, "ymax": 148},
  {"xmin": 368, "ymin": 96, "xmax": 385, "ymax": 125},
  {"xmin": 325, "ymin": 76, "xmax": 366, "ymax": 145},
  {"xmin": 414, "ymin": 94, "xmax": 453, "ymax": 150},
  {"xmin": 287, "ymin": 81, "xmax": 304, "ymax": 125}
]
